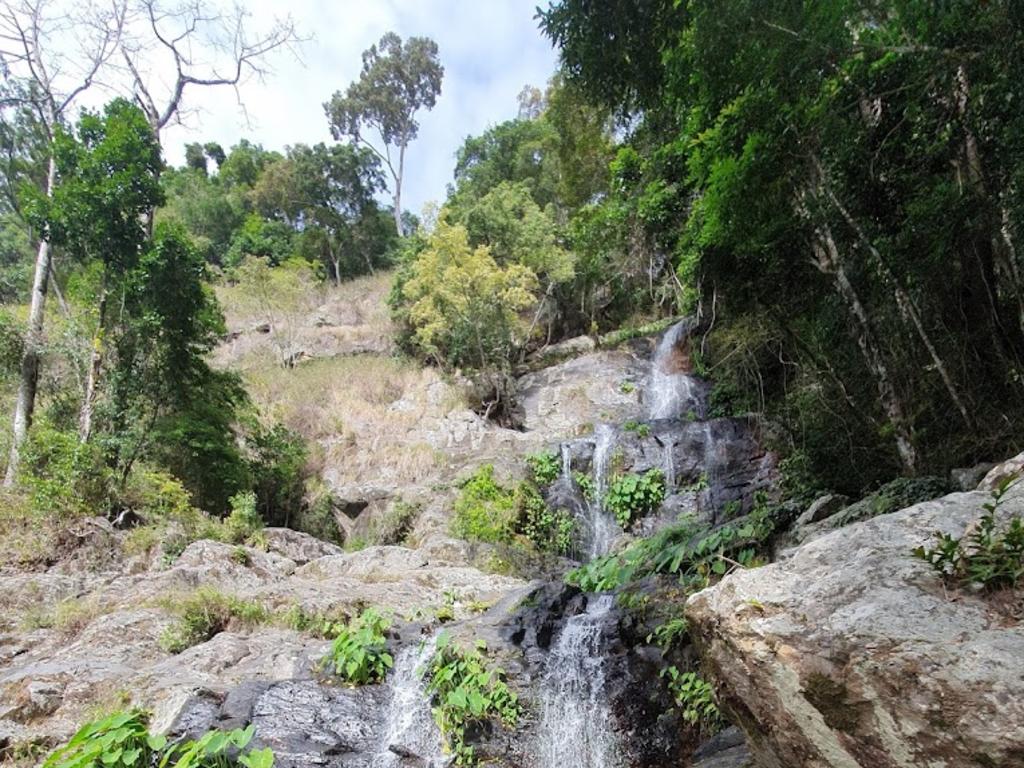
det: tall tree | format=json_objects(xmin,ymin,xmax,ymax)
[
  {"xmin": 25, "ymin": 98, "xmax": 164, "ymax": 442},
  {"xmin": 0, "ymin": 0, "xmax": 127, "ymax": 484},
  {"xmin": 325, "ymin": 31, "xmax": 444, "ymax": 236}
]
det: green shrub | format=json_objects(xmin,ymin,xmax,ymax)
[
  {"xmin": 515, "ymin": 482, "xmax": 574, "ymax": 555},
  {"xmin": 525, "ymin": 451, "xmax": 560, "ymax": 486},
  {"xmin": 573, "ymin": 471, "xmax": 594, "ymax": 500},
  {"xmin": 914, "ymin": 477, "xmax": 1023, "ymax": 591},
  {"xmin": 41, "ymin": 710, "xmax": 274, "ymax": 768},
  {"xmin": 320, "ymin": 608, "xmax": 393, "ymax": 685},
  {"xmin": 662, "ymin": 667, "xmax": 722, "ymax": 733},
  {"xmin": 159, "ymin": 587, "xmax": 269, "ymax": 653},
  {"xmin": 451, "ymin": 465, "xmax": 518, "ymax": 543},
  {"xmin": 605, "ymin": 469, "xmax": 665, "ymax": 528},
  {"xmin": 646, "ymin": 617, "xmax": 688, "ymax": 650},
  {"xmin": 424, "ymin": 634, "xmax": 521, "ymax": 766},
  {"xmin": 246, "ymin": 421, "xmax": 308, "ymax": 529},
  {"xmin": 120, "ymin": 467, "xmax": 196, "ymax": 521},
  {"xmin": 222, "ymin": 492, "xmax": 264, "ymax": 544},
  {"xmin": 20, "ymin": 424, "xmax": 113, "ymax": 517}
]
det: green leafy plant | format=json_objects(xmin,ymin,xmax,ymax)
[
  {"xmin": 914, "ymin": 477, "xmax": 1023, "ymax": 591},
  {"xmin": 42, "ymin": 709, "xmax": 154, "ymax": 768},
  {"xmin": 573, "ymin": 471, "xmax": 594, "ymax": 500},
  {"xmin": 222, "ymin": 492, "xmax": 264, "ymax": 545},
  {"xmin": 451, "ymin": 465, "xmax": 517, "ymax": 543},
  {"xmin": 605, "ymin": 469, "xmax": 665, "ymax": 528},
  {"xmin": 515, "ymin": 481, "xmax": 574, "ymax": 555},
  {"xmin": 619, "ymin": 380, "xmax": 636, "ymax": 394},
  {"xmin": 568, "ymin": 498, "xmax": 777, "ymax": 593},
  {"xmin": 525, "ymin": 451, "xmax": 561, "ymax": 486},
  {"xmin": 320, "ymin": 608, "xmax": 394, "ymax": 685},
  {"xmin": 647, "ymin": 617, "xmax": 688, "ymax": 650},
  {"xmin": 662, "ymin": 667, "xmax": 722, "ymax": 733},
  {"xmin": 424, "ymin": 634, "xmax": 521, "ymax": 766},
  {"xmin": 41, "ymin": 710, "xmax": 274, "ymax": 768}
]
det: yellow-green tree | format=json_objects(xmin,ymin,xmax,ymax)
[{"xmin": 401, "ymin": 220, "xmax": 539, "ymax": 377}]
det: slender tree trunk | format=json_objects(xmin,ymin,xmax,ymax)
[
  {"xmin": 392, "ymin": 143, "xmax": 405, "ymax": 237},
  {"xmin": 4, "ymin": 156, "xmax": 57, "ymax": 486},
  {"xmin": 813, "ymin": 224, "xmax": 919, "ymax": 474},
  {"xmin": 814, "ymin": 163, "xmax": 974, "ymax": 427},
  {"xmin": 79, "ymin": 280, "xmax": 108, "ymax": 443}
]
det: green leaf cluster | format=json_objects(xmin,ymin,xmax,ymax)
[
  {"xmin": 661, "ymin": 667, "xmax": 722, "ymax": 733},
  {"xmin": 451, "ymin": 465, "xmax": 575, "ymax": 555},
  {"xmin": 914, "ymin": 478, "xmax": 1024, "ymax": 591},
  {"xmin": 320, "ymin": 608, "xmax": 394, "ymax": 685},
  {"xmin": 525, "ymin": 450, "xmax": 561, "ymax": 486},
  {"xmin": 159, "ymin": 587, "xmax": 269, "ymax": 654},
  {"xmin": 568, "ymin": 498, "xmax": 777, "ymax": 593},
  {"xmin": 605, "ymin": 469, "xmax": 665, "ymax": 528},
  {"xmin": 424, "ymin": 634, "xmax": 521, "ymax": 766},
  {"xmin": 42, "ymin": 710, "xmax": 273, "ymax": 768}
]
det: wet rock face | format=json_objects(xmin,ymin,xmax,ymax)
[
  {"xmin": 685, "ymin": 473, "xmax": 1024, "ymax": 768},
  {"xmin": 497, "ymin": 583, "xmax": 688, "ymax": 768}
]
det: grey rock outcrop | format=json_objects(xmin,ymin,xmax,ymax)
[{"xmin": 686, "ymin": 467, "xmax": 1024, "ymax": 768}]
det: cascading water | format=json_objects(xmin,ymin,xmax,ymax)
[
  {"xmin": 374, "ymin": 636, "xmax": 446, "ymax": 767},
  {"xmin": 587, "ymin": 424, "xmax": 619, "ymax": 559},
  {"xmin": 561, "ymin": 442, "xmax": 573, "ymax": 480},
  {"xmin": 662, "ymin": 440, "xmax": 676, "ymax": 489},
  {"xmin": 648, "ymin": 321, "xmax": 703, "ymax": 421},
  {"xmin": 537, "ymin": 595, "xmax": 620, "ymax": 768}
]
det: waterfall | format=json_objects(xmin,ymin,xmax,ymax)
[
  {"xmin": 662, "ymin": 440, "xmax": 676, "ymax": 489},
  {"xmin": 537, "ymin": 595, "xmax": 619, "ymax": 768},
  {"xmin": 648, "ymin": 321, "xmax": 702, "ymax": 421},
  {"xmin": 374, "ymin": 636, "xmax": 446, "ymax": 767},
  {"xmin": 588, "ymin": 424, "xmax": 618, "ymax": 559},
  {"xmin": 561, "ymin": 442, "xmax": 573, "ymax": 480}
]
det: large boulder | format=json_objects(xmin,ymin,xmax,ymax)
[{"xmin": 685, "ymin": 477, "xmax": 1024, "ymax": 768}]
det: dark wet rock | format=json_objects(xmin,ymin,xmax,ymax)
[{"xmin": 691, "ymin": 727, "xmax": 753, "ymax": 768}]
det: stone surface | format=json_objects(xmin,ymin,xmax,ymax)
[
  {"xmin": 795, "ymin": 494, "xmax": 850, "ymax": 527},
  {"xmin": 686, "ymin": 482, "xmax": 1024, "ymax": 768},
  {"xmin": 263, "ymin": 528, "xmax": 343, "ymax": 564},
  {"xmin": 979, "ymin": 450, "xmax": 1024, "ymax": 491}
]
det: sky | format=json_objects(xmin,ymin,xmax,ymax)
[{"xmin": 159, "ymin": 0, "xmax": 561, "ymax": 216}]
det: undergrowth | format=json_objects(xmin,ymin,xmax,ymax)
[
  {"xmin": 319, "ymin": 608, "xmax": 393, "ymax": 685},
  {"xmin": 424, "ymin": 633, "xmax": 521, "ymax": 766}
]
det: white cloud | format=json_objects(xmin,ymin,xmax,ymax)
[{"xmin": 160, "ymin": 0, "xmax": 559, "ymax": 216}]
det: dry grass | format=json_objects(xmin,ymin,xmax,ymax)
[
  {"xmin": 213, "ymin": 271, "xmax": 397, "ymax": 369},
  {"xmin": 242, "ymin": 353, "xmax": 465, "ymax": 488}
]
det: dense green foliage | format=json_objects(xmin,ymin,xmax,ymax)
[
  {"xmin": 424, "ymin": 634, "xmax": 521, "ymax": 766},
  {"xmin": 450, "ymin": 464, "xmax": 574, "ymax": 556},
  {"xmin": 540, "ymin": 0, "xmax": 1024, "ymax": 493},
  {"xmin": 42, "ymin": 710, "xmax": 273, "ymax": 768},
  {"xmin": 320, "ymin": 608, "xmax": 394, "ymax": 685},
  {"xmin": 915, "ymin": 478, "xmax": 1024, "ymax": 590},
  {"xmin": 605, "ymin": 469, "xmax": 666, "ymax": 528},
  {"xmin": 569, "ymin": 501, "xmax": 777, "ymax": 593},
  {"xmin": 661, "ymin": 667, "xmax": 723, "ymax": 733}
]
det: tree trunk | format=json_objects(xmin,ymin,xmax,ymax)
[
  {"xmin": 814, "ymin": 164, "xmax": 974, "ymax": 427},
  {"xmin": 392, "ymin": 143, "xmax": 405, "ymax": 237},
  {"xmin": 4, "ymin": 156, "xmax": 57, "ymax": 486},
  {"xmin": 813, "ymin": 224, "xmax": 919, "ymax": 474},
  {"xmin": 79, "ymin": 280, "xmax": 108, "ymax": 443}
]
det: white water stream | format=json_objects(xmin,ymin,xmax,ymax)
[
  {"xmin": 587, "ymin": 424, "xmax": 619, "ymax": 560},
  {"xmin": 537, "ymin": 595, "xmax": 620, "ymax": 768},
  {"xmin": 648, "ymin": 321, "xmax": 702, "ymax": 421},
  {"xmin": 374, "ymin": 636, "xmax": 446, "ymax": 767}
]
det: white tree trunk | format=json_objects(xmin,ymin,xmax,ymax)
[
  {"xmin": 4, "ymin": 156, "xmax": 56, "ymax": 485},
  {"xmin": 392, "ymin": 143, "xmax": 405, "ymax": 237}
]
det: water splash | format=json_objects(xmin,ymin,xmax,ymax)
[
  {"xmin": 648, "ymin": 321, "xmax": 703, "ymax": 420},
  {"xmin": 537, "ymin": 595, "xmax": 619, "ymax": 768},
  {"xmin": 662, "ymin": 440, "xmax": 676, "ymax": 490},
  {"xmin": 374, "ymin": 636, "xmax": 446, "ymax": 767},
  {"xmin": 588, "ymin": 425, "xmax": 619, "ymax": 559}
]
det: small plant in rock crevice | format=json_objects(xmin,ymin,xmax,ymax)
[
  {"xmin": 662, "ymin": 667, "xmax": 723, "ymax": 734},
  {"xmin": 319, "ymin": 608, "xmax": 393, "ymax": 685},
  {"xmin": 158, "ymin": 587, "xmax": 269, "ymax": 654},
  {"xmin": 424, "ymin": 633, "xmax": 521, "ymax": 766},
  {"xmin": 622, "ymin": 420, "xmax": 651, "ymax": 438},
  {"xmin": 605, "ymin": 469, "xmax": 666, "ymax": 528},
  {"xmin": 914, "ymin": 476, "xmax": 1024, "ymax": 591}
]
